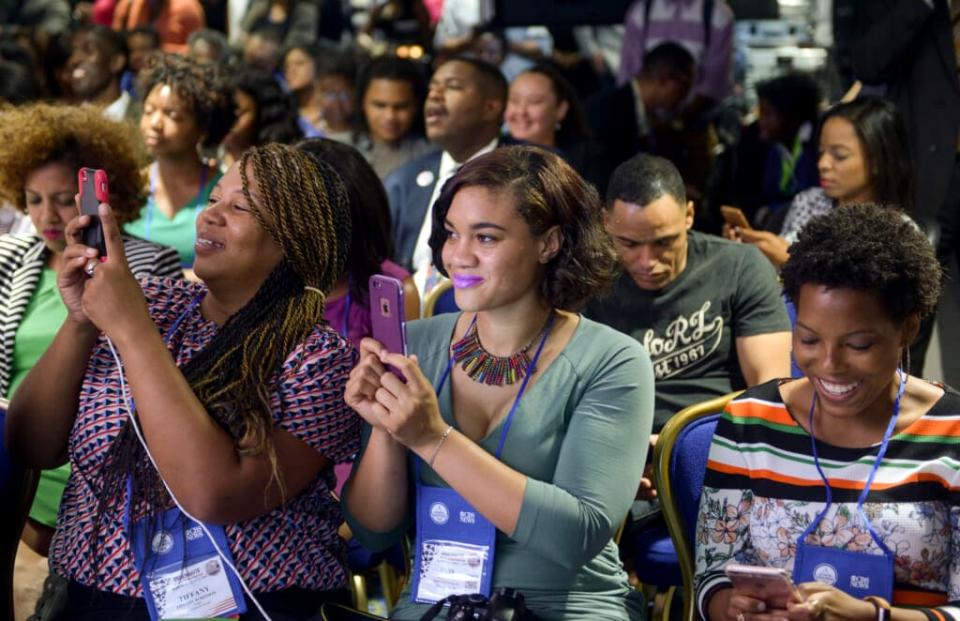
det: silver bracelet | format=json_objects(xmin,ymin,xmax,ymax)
[{"xmin": 428, "ymin": 425, "xmax": 454, "ymax": 468}]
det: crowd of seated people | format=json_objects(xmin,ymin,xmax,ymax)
[{"xmin": 0, "ymin": 2, "xmax": 956, "ymax": 620}]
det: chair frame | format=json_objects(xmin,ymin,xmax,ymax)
[
  {"xmin": 421, "ymin": 279, "xmax": 454, "ymax": 318},
  {"xmin": 652, "ymin": 391, "xmax": 741, "ymax": 621}
]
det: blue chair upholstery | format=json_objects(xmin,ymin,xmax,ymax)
[
  {"xmin": 422, "ymin": 280, "xmax": 459, "ymax": 317},
  {"xmin": 654, "ymin": 392, "xmax": 740, "ymax": 621},
  {"xmin": 0, "ymin": 398, "xmax": 38, "ymax": 621}
]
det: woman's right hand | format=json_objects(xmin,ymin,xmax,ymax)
[
  {"xmin": 59, "ymin": 210, "xmax": 101, "ymax": 326},
  {"xmin": 345, "ymin": 337, "xmax": 391, "ymax": 428}
]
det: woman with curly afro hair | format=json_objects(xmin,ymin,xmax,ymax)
[
  {"xmin": 0, "ymin": 102, "xmax": 181, "ymax": 608},
  {"xmin": 695, "ymin": 204, "xmax": 960, "ymax": 621},
  {"xmin": 125, "ymin": 52, "xmax": 234, "ymax": 268}
]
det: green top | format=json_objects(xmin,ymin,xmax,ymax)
[
  {"xmin": 124, "ymin": 168, "xmax": 222, "ymax": 267},
  {"xmin": 343, "ymin": 313, "xmax": 654, "ymax": 620},
  {"xmin": 6, "ymin": 268, "xmax": 70, "ymax": 528}
]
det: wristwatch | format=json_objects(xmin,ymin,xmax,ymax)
[{"xmin": 864, "ymin": 596, "xmax": 891, "ymax": 621}]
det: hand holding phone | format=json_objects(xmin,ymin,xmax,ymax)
[
  {"xmin": 721, "ymin": 205, "xmax": 752, "ymax": 231},
  {"xmin": 77, "ymin": 168, "xmax": 109, "ymax": 258},
  {"xmin": 369, "ymin": 274, "xmax": 407, "ymax": 380},
  {"xmin": 725, "ymin": 564, "xmax": 804, "ymax": 610}
]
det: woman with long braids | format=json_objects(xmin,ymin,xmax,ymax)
[
  {"xmin": 343, "ymin": 146, "xmax": 655, "ymax": 620},
  {"xmin": 6, "ymin": 144, "xmax": 361, "ymax": 620}
]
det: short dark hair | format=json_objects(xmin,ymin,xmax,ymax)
[
  {"xmin": 187, "ymin": 28, "xmax": 230, "ymax": 62},
  {"xmin": 517, "ymin": 62, "xmax": 592, "ymax": 145},
  {"xmin": 231, "ymin": 67, "xmax": 303, "ymax": 146},
  {"xmin": 819, "ymin": 97, "xmax": 914, "ymax": 213},
  {"xmin": 781, "ymin": 204, "xmax": 942, "ymax": 322},
  {"xmin": 429, "ymin": 146, "xmax": 618, "ymax": 311},
  {"xmin": 128, "ymin": 26, "xmax": 161, "ymax": 48},
  {"xmin": 756, "ymin": 72, "xmax": 820, "ymax": 126},
  {"xmin": 75, "ymin": 23, "xmax": 128, "ymax": 67},
  {"xmin": 606, "ymin": 153, "xmax": 686, "ymax": 208},
  {"xmin": 138, "ymin": 53, "xmax": 234, "ymax": 148},
  {"xmin": 297, "ymin": 138, "xmax": 394, "ymax": 304},
  {"xmin": 356, "ymin": 55, "xmax": 428, "ymax": 138},
  {"xmin": 443, "ymin": 55, "xmax": 508, "ymax": 105},
  {"xmin": 639, "ymin": 41, "xmax": 695, "ymax": 82}
]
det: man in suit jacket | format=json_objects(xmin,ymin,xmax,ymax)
[
  {"xmin": 385, "ymin": 56, "xmax": 507, "ymax": 288},
  {"xmin": 67, "ymin": 25, "xmax": 141, "ymax": 123},
  {"xmin": 852, "ymin": 0, "xmax": 960, "ymax": 265},
  {"xmin": 585, "ymin": 42, "xmax": 694, "ymax": 169}
]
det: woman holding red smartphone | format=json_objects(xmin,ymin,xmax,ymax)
[
  {"xmin": 343, "ymin": 146, "xmax": 655, "ymax": 620},
  {"xmin": 696, "ymin": 205, "xmax": 956, "ymax": 621},
  {"xmin": 7, "ymin": 144, "xmax": 361, "ymax": 619}
]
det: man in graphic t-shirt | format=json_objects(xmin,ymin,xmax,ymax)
[
  {"xmin": 587, "ymin": 153, "xmax": 791, "ymax": 506},
  {"xmin": 587, "ymin": 153, "xmax": 791, "ymax": 430}
]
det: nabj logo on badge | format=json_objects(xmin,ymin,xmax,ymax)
[
  {"xmin": 813, "ymin": 563, "xmax": 838, "ymax": 586},
  {"xmin": 151, "ymin": 531, "xmax": 174, "ymax": 555},
  {"xmin": 429, "ymin": 501, "xmax": 449, "ymax": 525}
]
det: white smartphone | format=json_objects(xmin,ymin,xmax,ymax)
[{"xmin": 725, "ymin": 564, "xmax": 804, "ymax": 609}]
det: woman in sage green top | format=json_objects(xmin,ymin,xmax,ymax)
[
  {"xmin": 0, "ymin": 103, "xmax": 180, "ymax": 554},
  {"xmin": 344, "ymin": 146, "xmax": 654, "ymax": 620}
]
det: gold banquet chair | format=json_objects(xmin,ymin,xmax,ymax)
[{"xmin": 653, "ymin": 391, "xmax": 741, "ymax": 621}]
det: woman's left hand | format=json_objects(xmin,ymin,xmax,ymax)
[
  {"xmin": 371, "ymin": 352, "xmax": 450, "ymax": 456},
  {"xmin": 80, "ymin": 203, "xmax": 152, "ymax": 345},
  {"xmin": 785, "ymin": 583, "xmax": 877, "ymax": 621}
]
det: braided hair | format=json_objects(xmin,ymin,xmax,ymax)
[{"xmin": 95, "ymin": 144, "xmax": 351, "ymax": 537}]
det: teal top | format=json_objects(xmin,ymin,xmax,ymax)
[
  {"xmin": 6, "ymin": 268, "xmax": 70, "ymax": 528},
  {"xmin": 124, "ymin": 167, "xmax": 222, "ymax": 267},
  {"xmin": 343, "ymin": 313, "xmax": 655, "ymax": 620}
]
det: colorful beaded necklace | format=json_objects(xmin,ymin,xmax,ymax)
[{"xmin": 451, "ymin": 312, "xmax": 554, "ymax": 386}]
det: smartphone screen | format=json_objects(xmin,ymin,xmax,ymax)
[
  {"xmin": 77, "ymin": 168, "xmax": 108, "ymax": 257},
  {"xmin": 725, "ymin": 565, "xmax": 802, "ymax": 609},
  {"xmin": 369, "ymin": 275, "xmax": 407, "ymax": 380}
]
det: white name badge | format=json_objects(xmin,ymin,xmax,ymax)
[
  {"xmin": 146, "ymin": 555, "xmax": 240, "ymax": 619},
  {"xmin": 415, "ymin": 539, "xmax": 490, "ymax": 603}
]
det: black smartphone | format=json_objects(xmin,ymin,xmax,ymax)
[{"xmin": 77, "ymin": 167, "xmax": 108, "ymax": 257}]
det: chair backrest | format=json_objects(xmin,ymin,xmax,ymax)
[
  {"xmin": 0, "ymin": 398, "xmax": 38, "ymax": 621},
  {"xmin": 654, "ymin": 391, "xmax": 740, "ymax": 621},
  {"xmin": 422, "ymin": 279, "xmax": 459, "ymax": 317}
]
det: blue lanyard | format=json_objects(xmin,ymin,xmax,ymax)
[
  {"xmin": 434, "ymin": 312, "xmax": 555, "ymax": 460},
  {"xmin": 145, "ymin": 162, "xmax": 209, "ymax": 240},
  {"xmin": 337, "ymin": 278, "xmax": 352, "ymax": 339},
  {"xmin": 122, "ymin": 292, "xmax": 205, "ymax": 528},
  {"xmin": 798, "ymin": 370, "xmax": 907, "ymax": 554}
]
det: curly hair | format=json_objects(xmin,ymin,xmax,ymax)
[
  {"xmin": 781, "ymin": 203, "xmax": 942, "ymax": 322},
  {"xmin": 429, "ymin": 146, "xmax": 618, "ymax": 311},
  {"xmin": 231, "ymin": 67, "xmax": 303, "ymax": 146},
  {"xmin": 98, "ymin": 144, "xmax": 352, "ymax": 534},
  {"xmin": 138, "ymin": 52, "xmax": 234, "ymax": 148},
  {"xmin": 0, "ymin": 103, "xmax": 146, "ymax": 225}
]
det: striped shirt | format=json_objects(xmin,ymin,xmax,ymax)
[
  {"xmin": 695, "ymin": 380, "xmax": 960, "ymax": 620},
  {"xmin": 0, "ymin": 234, "xmax": 181, "ymax": 396},
  {"xmin": 49, "ymin": 277, "xmax": 362, "ymax": 596}
]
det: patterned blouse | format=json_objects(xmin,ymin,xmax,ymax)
[
  {"xmin": 779, "ymin": 187, "xmax": 834, "ymax": 244},
  {"xmin": 49, "ymin": 277, "xmax": 361, "ymax": 596},
  {"xmin": 695, "ymin": 380, "xmax": 960, "ymax": 620}
]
